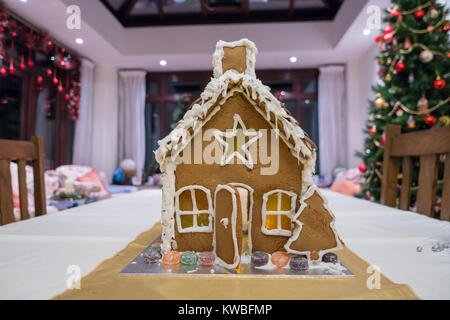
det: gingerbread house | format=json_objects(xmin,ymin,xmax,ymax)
[{"xmin": 155, "ymin": 39, "xmax": 343, "ymax": 269}]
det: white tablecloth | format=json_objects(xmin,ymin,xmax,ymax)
[{"xmin": 0, "ymin": 189, "xmax": 449, "ymax": 300}]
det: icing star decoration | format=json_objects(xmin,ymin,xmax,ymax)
[{"xmin": 214, "ymin": 114, "xmax": 262, "ymax": 170}]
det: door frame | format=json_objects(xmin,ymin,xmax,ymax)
[
  {"xmin": 213, "ymin": 184, "xmax": 240, "ymax": 269},
  {"xmin": 228, "ymin": 183, "xmax": 254, "ymax": 253}
]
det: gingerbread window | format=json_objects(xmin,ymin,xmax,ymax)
[
  {"xmin": 175, "ymin": 185, "xmax": 213, "ymax": 233},
  {"xmin": 261, "ymin": 190, "xmax": 297, "ymax": 236}
]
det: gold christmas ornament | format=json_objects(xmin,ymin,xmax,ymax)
[
  {"xmin": 385, "ymin": 73, "xmax": 392, "ymax": 82},
  {"xmin": 417, "ymin": 95, "xmax": 429, "ymax": 113},
  {"xmin": 374, "ymin": 95, "xmax": 389, "ymax": 110},
  {"xmin": 439, "ymin": 115, "xmax": 450, "ymax": 127},
  {"xmin": 419, "ymin": 50, "xmax": 434, "ymax": 63},
  {"xmin": 429, "ymin": 8, "xmax": 439, "ymax": 19}
]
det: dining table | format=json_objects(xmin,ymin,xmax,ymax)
[{"xmin": 0, "ymin": 188, "xmax": 449, "ymax": 300}]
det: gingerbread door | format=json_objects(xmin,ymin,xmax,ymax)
[{"xmin": 214, "ymin": 184, "xmax": 243, "ymax": 269}]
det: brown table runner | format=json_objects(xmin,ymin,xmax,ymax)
[{"xmin": 53, "ymin": 222, "xmax": 419, "ymax": 300}]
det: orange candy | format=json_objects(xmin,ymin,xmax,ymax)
[
  {"xmin": 162, "ymin": 250, "xmax": 181, "ymax": 265},
  {"xmin": 271, "ymin": 251, "xmax": 290, "ymax": 267}
]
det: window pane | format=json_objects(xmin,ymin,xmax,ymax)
[
  {"xmin": 300, "ymin": 100, "xmax": 319, "ymax": 173},
  {"xmin": 180, "ymin": 214, "xmax": 194, "ymax": 229},
  {"xmin": 283, "ymin": 100, "xmax": 296, "ymax": 118},
  {"xmin": 265, "ymin": 214, "xmax": 278, "ymax": 230},
  {"xmin": 147, "ymin": 82, "xmax": 158, "ymax": 96},
  {"xmin": 195, "ymin": 189, "xmax": 209, "ymax": 210},
  {"xmin": 281, "ymin": 214, "xmax": 292, "ymax": 231},
  {"xmin": 303, "ymin": 79, "xmax": 317, "ymax": 94},
  {"xmin": 168, "ymin": 82, "xmax": 201, "ymax": 95},
  {"xmin": 144, "ymin": 102, "xmax": 160, "ymax": 175},
  {"xmin": 266, "ymin": 193, "xmax": 278, "ymax": 211},
  {"xmin": 35, "ymin": 87, "xmax": 57, "ymax": 169},
  {"xmin": 197, "ymin": 214, "xmax": 209, "ymax": 227},
  {"xmin": 164, "ymin": 101, "xmax": 178, "ymax": 134},
  {"xmin": 265, "ymin": 81, "xmax": 292, "ymax": 95},
  {"xmin": 0, "ymin": 74, "xmax": 22, "ymax": 140},
  {"xmin": 179, "ymin": 190, "xmax": 193, "ymax": 211},
  {"xmin": 280, "ymin": 193, "xmax": 292, "ymax": 211}
]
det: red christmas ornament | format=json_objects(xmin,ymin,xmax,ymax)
[
  {"xmin": 53, "ymin": 77, "xmax": 58, "ymax": 85},
  {"xmin": 20, "ymin": 51, "xmax": 25, "ymax": 70},
  {"xmin": 425, "ymin": 115, "xmax": 436, "ymax": 127},
  {"xmin": 276, "ymin": 91, "xmax": 281, "ymax": 99},
  {"xmin": 404, "ymin": 37, "xmax": 411, "ymax": 49},
  {"xmin": 58, "ymin": 84, "xmax": 63, "ymax": 92},
  {"xmin": 27, "ymin": 58, "xmax": 33, "ymax": 67},
  {"xmin": 46, "ymin": 69, "xmax": 52, "ymax": 77},
  {"xmin": 37, "ymin": 75, "xmax": 43, "ymax": 84},
  {"xmin": 384, "ymin": 32, "xmax": 394, "ymax": 43},
  {"xmin": 384, "ymin": 25, "xmax": 394, "ymax": 34},
  {"xmin": 395, "ymin": 61, "xmax": 405, "ymax": 72},
  {"xmin": 65, "ymin": 94, "xmax": 70, "ymax": 101},
  {"xmin": 381, "ymin": 136, "xmax": 386, "ymax": 145},
  {"xmin": 9, "ymin": 63, "xmax": 15, "ymax": 74},
  {"xmin": 374, "ymin": 35, "xmax": 382, "ymax": 43},
  {"xmin": 390, "ymin": 8, "xmax": 400, "ymax": 17},
  {"xmin": 434, "ymin": 78, "xmax": 446, "ymax": 89},
  {"xmin": 0, "ymin": 67, "xmax": 7, "ymax": 77},
  {"xmin": 359, "ymin": 163, "xmax": 367, "ymax": 173},
  {"xmin": 414, "ymin": 10, "xmax": 425, "ymax": 19}
]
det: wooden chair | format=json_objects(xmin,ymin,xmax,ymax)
[
  {"xmin": 381, "ymin": 124, "xmax": 450, "ymax": 220},
  {"xmin": 0, "ymin": 136, "xmax": 46, "ymax": 226}
]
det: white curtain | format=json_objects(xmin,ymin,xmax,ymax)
[
  {"xmin": 118, "ymin": 70, "xmax": 147, "ymax": 184},
  {"xmin": 318, "ymin": 65, "xmax": 347, "ymax": 184},
  {"xmin": 73, "ymin": 58, "xmax": 95, "ymax": 166}
]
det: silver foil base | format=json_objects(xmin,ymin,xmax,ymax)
[{"xmin": 120, "ymin": 235, "xmax": 354, "ymax": 278}]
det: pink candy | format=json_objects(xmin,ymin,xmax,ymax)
[
  {"xmin": 162, "ymin": 250, "xmax": 181, "ymax": 265},
  {"xmin": 198, "ymin": 252, "xmax": 215, "ymax": 266},
  {"xmin": 271, "ymin": 251, "xmax": 290, "ymax": 267}
]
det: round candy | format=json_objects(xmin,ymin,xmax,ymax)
[
  {"xmin": 198, "ymin": 252, "xmax": 215, "ymax": 266},
  {"xmin": 143, "ymin": 248, "xmax": 162, "ymax": 264},
  {"xmin": 271, "ymin": 251, "xmax": 290, "ymax": 267},
  {"xmin": 181, "ymin": 251, "xmax": 198, "ymax": 265},
  {"xmin": 322, "ymin": 252, "xmax": 338, "ymax": 264},
  {"xmin": 251, "ymin": 251, "xmax": 269, "ymax": 267},
  {"xmin": 162, "ymin": 250, "xmax": 181, "ymax": 265},
  {"xmin": 289, "ymin": 255, "xmax": 309, "ymax": 271}
]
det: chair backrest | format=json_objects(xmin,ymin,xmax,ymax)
[
  {"xmin": 0, "ymin": 136, "xmax": 46, "ymax": 226},
  {"xmin": 381, "ymin": 124, "xmax": 450, "ymax": 220}
]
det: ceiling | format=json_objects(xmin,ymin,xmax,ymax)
[
  {"xmin": 2, "ymin": 0, "xmax": 388, "ymax": 71},
  {"xmin": 100, "ymin": 0, "xmax": 344, "ymax": 27}
]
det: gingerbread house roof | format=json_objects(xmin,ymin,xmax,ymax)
[{"xmin": 155, "ymin": 39, "xmax": 317, "ymax": 175}]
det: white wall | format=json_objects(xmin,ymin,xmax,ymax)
[
  {"xmin": 91, "ymin": 64, "xmax": 119, "ymax": 181},
  {"xmin": 346, "ymin": 44, "xmax": 379, "ymax": 168}
]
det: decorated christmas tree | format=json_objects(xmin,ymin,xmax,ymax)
[{"xmin": 356, "ymin": 0, "xmax": 449, "ymax": 215}]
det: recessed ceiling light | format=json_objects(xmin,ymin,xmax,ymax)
[
  {"xmin": 290, "ymin": 57, "xmax": 297, "ymax": 63},
  {"xmin": 20, "ymin": 0, "xmax": 27, "ymax": 2},
  {"xmin": 75, "ymin": 38, "xmax": 84, "ymax": 45},
  {"xmin": 160, "ymin": 60, "xmax": 167, "ymax": 66},
  {"xmin": 363, "ymin": 28, "xmax": 371, "ymax": 36}
]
